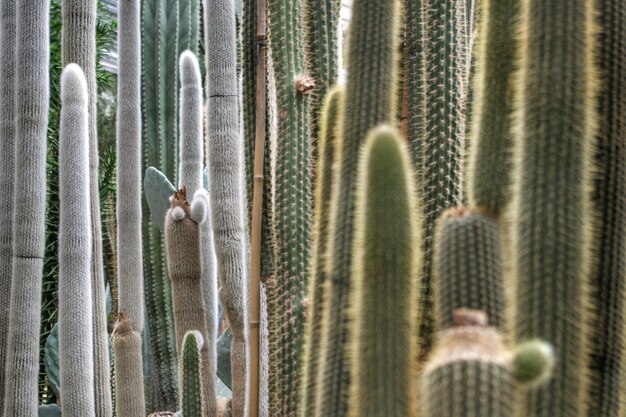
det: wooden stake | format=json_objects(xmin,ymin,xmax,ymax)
[{"xmin": 249, "ymin": 0, "xmax": 267, "ymax": 415}]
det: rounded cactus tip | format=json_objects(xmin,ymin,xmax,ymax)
[
  {"xmin": 511, "ymin": 340, "xmax": 555, "ymax": 386},
  {"xmin": 113, "ymin": 311, "xmax": 134, "ymax": 337},
  {"xmin": 171, "ymin": 206, "xmax": 186, "ymax": 221},
  {"xmin": 61, "ymin": 63, "xmax": 88, "ymax": 100},
  {"xmin": 183, "ymin": 330, "xmax": 204, "ymax": 350},
  {"xmin": 179, "ymin": 50, "xmax": 201, "ymax": 86},
  {"xmin": 190, "ymin": 190, "xmax": 208, "ymax": 224}
]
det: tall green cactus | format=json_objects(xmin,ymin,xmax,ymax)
[
  {"xmin": 416, "ymin": 0, "xmax": 471, "ymax": 355},
  {"xmin": 467, "ymin": 0, "xmax": 520, "ymax": 216},
  {"xmin": 300, "ymin": 86, "xmax": 343, "ymax": 417},
  {"xmin": 264, "ymin": 0, "xmax": 313, "ymax": 412},
  {"xmin": 511, "ymin": 0, "xmax": 596, "ymax": 415},
  {"xmin": 586, "ymin": 0, "xmax": 626, "ymax": 415},
  {"xmin": 2, "ymin": 1, "xmax": 49, "ymax": 415},
  {"xmin": 61, "ymin": 3, "xmax": 112, "ymax": 415},
  {"xmin": 58, "ymin": 64, "xmax": 96, "ymax": 417},
  {"xmin": 112, "ymin": 313, "xmax": 146, "ymax": 417},
  {"xmin": 420, "ymin": 311, "xmax": 554, "ymax": 417},
  {"xmin": 141, "ymin": 0, "xmax": 190, "ymax": 409},
  {"xmin": 404, "ymin": 0, "xmax": 424, "ymax": 172},
  {"xmin": 0, "ymin": 0, "xmax": 16, "ymax": 410},
  {"xmin": 316, "ymin": 0, "xmax": 400, "ymax": 415},
  {"xmin": 433, "ymin": 208, "xmax": 505, "ymax": 330},
  {"xmin": 165, "ymin": 187, "xmax": 216, "ymax": 417},
  {"xmin": 180, "ymin": 331, "xmax": 204, "ymax": 417},
  {"xmin": 347, "ymin": 126, "xmax": 419, "ymax": 417}
]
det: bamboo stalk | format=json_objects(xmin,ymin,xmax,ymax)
[{"xmin": 249, "ymin": 0, "xmax": 267, "ymax": 415}]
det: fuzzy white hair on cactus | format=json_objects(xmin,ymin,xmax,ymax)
[
  {"xmin": 171, "ymin": 206, "xmax": 185, "ymax": 221},
  {"xmin": 183, "ymin": 330, "xmax": 205, "ymax": 351},
  {"xmin": 190, "ymin": 192, "xmax": 208, "ymax": 224}
]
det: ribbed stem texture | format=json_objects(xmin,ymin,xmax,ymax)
[
  {"xmin": 205, "ymin": 1, "xmax": 250, "ymax": 416},
  {"xmin": 586, "ymin": 0, "xmax": 626, "ymax": 415},
  {"xmin": 112, "ymin": 315, "xmax": 146, "ymax": 417},
  {"xmin": 2, "ymin": 1, "xmax": 49, "ymax": 415},
  {"xmin": 180, "ymin": 331, "xmax": 204, "ymax": 417},
  {"xmin": 0, "ymin": 0, "xmax": 16, "ymax": 411},
  {"xmin": 434, "ymin": 208, "xmax": 506, "ymax": 330},
  {"xmin": 59, "ymin": 64, "xmax": 96, "ymax": 417},
  {"xmin": 317, "ymin": 0, "xmax": 400, "ymax": 415},
  {"xmin": 511, "ymin": 0, "xmax": 596, "ymax": 415},
  {"xmin": 347, "ymin": 126, "xmax": 419, "ymax": 417}
]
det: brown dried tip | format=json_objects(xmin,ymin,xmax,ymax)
[
  {"xmin": 113, "ymin": 311, "xmax": 134, "ymax": 337},
  {"xmin": 295, "ymin": 75, "xmax": 315, "ymax": 93},
  {"xmin": 453, "ymin": 308, "xmax": 488, "ymax": 327}
]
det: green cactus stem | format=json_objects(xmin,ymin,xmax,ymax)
[
  {"xmin": 510, "ymin": 0, "xmax": 596, "ymax": 415},
  {"xmin": 2, "ymin": 1, "xmax": 50, "ymax": 415},
  {"xmin": 433, "ymin": 207, "xmax": 506, "ymax": 330},
  {"xmin": 180, "ymin": 331, "xmax": 204, "ymax": 417},
  {"xmin": 316, "ymin": 0, "xmax": 400, "ymax": 415},
  {"xmin": 58, "ymin": 63, "xmax": 96, "ymax": 417},
  {"xmin": 347, "ymin": 126, "xmax": 419, "ymax": 417}
]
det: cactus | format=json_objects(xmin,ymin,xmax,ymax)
[
  {"xmin": 467, "ymin": 0, "xmax": 520, "ymax": 216},
  {"xmin": 178, "ymin": 0, "xmax": 200, "ymax": 57},
  {"xmin": 415, "ymin": 0, "xmax": 471, "ymax": 357},
  {"xmin": 316, "ymin": 0, "xmax": 400, "ymax": 415},
  {"xmin": 180, "ymin": 331, "xmax": 204, "ymax": 417},
  {"xmin": 433, "ymin": 207, "xmax": 506, "ymax": 330},
  {"xmin": 586, "ymin": 0, "xmax": 626, "ymax": 415},
  {"xmin": 420, "ymin": 310, "xmax": 554, "ymax": 417},
  {"xmin": 58, "ymin": 64, "xmax": 96, "ymax": 417},
  {"xmin": 2, "ymin": 1, "xmax": 50, "ymax": 415},
  {"xmin": 404, "ymin": 0, "xmax": 424, "ymax": 170},
  {"xmin": 241, "ymin": 0, "xmax": 257, "ymax": 218},
  {"xmin": 165, "ymin": 186, "xmax": 217, "ymax": 417},
  {"xmin": 0, "ymin": 0, "xmax": 16, "ymax": 410},
  {"xmin": 300, "ymin": 86, "xmax": 343, "ymax": 417},
  {"xmin": 205, "ymin": 0, "xmax": 251, "ymax": 415},
  {"xmin": 141, "ymin": 0, "xmax": 184, "ymax": 408},
  {"xmin": 178, "ymin": 50, "xmax": 219, "ymax": 417},
  {"xmin": 511, "ymin": 0, "xmax": 596, "ymax": 415},
  {"xmin": 61, "ymin": 4, "xmax": 112, "ymax": 415},
  {"xmin": 346, "ymin": 126, "xmax": 419, "ymax": 417},
  {"xmin": 112, "ymin": 313, "xmax": 147, "ymax": 417}
]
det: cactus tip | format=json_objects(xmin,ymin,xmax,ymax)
[
  {"xmin": 511, "ymin": 340, "xmax": 555, "ymax": 386},
  {"xmin": 183, "ymin": 330, "xmax": 204, "ymax": 351},
  {"xmin": 190, "ymin": 190, "xmax": 208, "ymax": 224},
  {"xmin": 171, "ymin": 206, "xmax": 186, "ymax": 221},
  {"xmin": 179, "ymin": 50, "xmax": 201, "ymax": 86}
]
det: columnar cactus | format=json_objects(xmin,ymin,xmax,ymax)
[
  {"xmin": 347, "ymin": 126, "xmax": 419, "ymax": 417},
  {"xmin": 467, "ymin": 0, "xmax": 520, "ymax": 215},
  {"xmin": 61, "ymin": 3, "xmax": 112, "ymax": 414},
  {"xmin": 0, "ymin": 0, "xmax": 16, "ymax": 410},
  {"xmin": 58, "ymin": 64, "xmax": 96, "ymax": 417},
  {"xmin": 178, "ymin": 50, "xmax": 219, "ymax": 417},
  {"xmin": 433, "ymin": 208, "xmax": 506, "ymax": 330},
  {"xmin": 404, "ymin": 0, "xmax": 424, "ymax": 169},
  {"xmin": 511, "ymin": 0, "xmax": 596, "ymax": 415},
  {"xmin": 205, "ymin": 0, "xmax": 250, "ymax": 415},
  {"xmin": 180, "ymin": 331, "xmax": 204, "ymax": 417},
  {"xmin": 415, "ymin": 0, "xmax": 470, "ymax": 356},
  {"xmin": 586, "ymin": 0, "xmax": 626, "ymax": 415},
  {"xmin": 165, "ymin": 187, "xmax": 216, "ymax": 417},
  {"xmin": 2, "ymin": 1, "xmax": 49, "ymax": 415},
  {"xmin": 300, "ymin": 86, "xmax": 343, "ymax": 417},
  {"xmin": 112, "ymin": 313, "xmax": 147, "ymax": 417},
  {"xmin": 317, "ymin": 0, "xmax": 400, "ymax": 415}
]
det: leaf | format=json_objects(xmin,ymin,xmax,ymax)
[
  {"xmin": 44, "ymin": 324, "xmax": 61, "ymax": 400},
  {"xmin": 38, "ymin": 404, "xmax": 62, "ymax": 417},
  {"xmin": 144, "ymin": 166, "xmax": 176, "ymax": 232},
  {"xmin": 217, "ymin": 327, "xmax": 233, "ymax": 389}
]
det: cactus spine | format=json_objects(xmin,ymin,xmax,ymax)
[
  {"xmin": 58, "ymin": 64, "xmax": 96, "ymax": 417},
  {"xmin": 112, "ymin": 313, "xmax": 147, "ymax": 417},
  {"xmin": 467, "ymin": 0, "xmax": 520, "ymax": 215},
  {"xmin": 586, "ymin": 0, "xmax": 626, "ymax": 414},
  {"xmin": 180, "ymin": 331, "xmax": 204, "ymax": 417},
  {"xmin": 2, "ymin": 1, "xmax": 49, "ymax": 415},
  {"xmin": 347, "ymin": 126, "xmax": 419, "ymax": 417},
  {"xmin": 433, "ymin": 208, "xmax": 506, "ymax": 330},
  {"xmin": 404, "ymin": 0, "xmax": 424, "ymax": 170},
  {"xmin": 178, "ymin": 50, "xmax": 219, "ymax": 417},
  {"xmin": 415, "ymin": 0, "xmax": 471, "ymax": 355},
  {"xmin": 0, "ymin": 0, "xmax": 16, "ymax": 410},
  {"xmin": 205, "ymin": 0, "xmax": 250, "ymax": 415},
  {"xmin": 62, "ymin": 3, "xmax": 113, "ymax": 415},
  {"xmin": 511, "ymin": 0, "xmax": 596, "ymax": 415},
  {"xmin": 300, "ymin": 86, "xmax": 343, "ymax": 417},
  {"xmin": 316, "ymin": 0, "xmax": 400, "ymax": 415},
  {"xmin": 141, "ymin": 0, "xmax": 181, "ymax": 409},
  {"xmin": 165, "ymin": 187, "xmax": 216, "ymax": 417}
]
